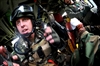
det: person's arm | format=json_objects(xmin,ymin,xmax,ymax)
[
  {"xmin": 70, "ymin": 18, "xmax": 100, "ymax": 59},
  {"xmin": 65, "ymin": 6, "xmax": 84, "ymax": 21},
  {"xmin": 0, "ymin": 46, "xmax": 20, "ymax": 66}
]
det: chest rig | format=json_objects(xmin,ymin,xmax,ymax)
[{"xmin": 29, "ymin": 39, "xmax": 52, "ymax": 65}]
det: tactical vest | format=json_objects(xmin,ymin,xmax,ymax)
[{"xmin": 28, "ymin": 39, "xmax": 55, "ymax": 66}]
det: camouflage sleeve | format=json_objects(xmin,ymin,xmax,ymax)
[{"xmin": 80, "ymin": 31, "xmax": 100, "ymax": 59}]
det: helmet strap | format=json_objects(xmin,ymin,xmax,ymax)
[{"xmin": 21, "ymin": 28, "xmax": 35, "ymax": 38}]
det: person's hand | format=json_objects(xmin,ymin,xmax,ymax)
[
  {"xmin": 0, "ymin": 46, "xmax": 7, "ymax": 58},
  {"xmin": 44, "ymin": 26, "xmax": 60, "ymax": 44},
  {"xmin": 12, "ymin": 55, "xmax": 19, "ymax": 61},
  {"xmin": 3, "ymin": 61, "xmax": 20, "ymax": 66},
  {"xmin": 11, "ymin": 55, "xmax": 22, "ymax": 65},
  {"xmin": 13, "ymin": 63, "xmax": 20, "ymax": 66}
]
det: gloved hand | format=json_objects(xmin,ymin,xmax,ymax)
[
  {"xmin": 70, "ymin": 18, "xmax": 85, "ymax": 34},
  {"xmin": 44, "ymin": 26, "xmax": 60, "ymax": 44},
  {"xmin": 3, "ymin": 61, "xmax": 20, "ymax": 66},
  {"xmin": 11, "ymin": 55, "xmax": 22, "ymax": 66}
]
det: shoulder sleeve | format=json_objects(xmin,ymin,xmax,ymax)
[{"xmin": 80, "ymin": 31, "xmax": 100, "ymax": 58}]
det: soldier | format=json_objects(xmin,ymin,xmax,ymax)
[
  {"xmin": 10, "ymin": 4, "xmax": 66, "ymax": 66},
  {"xmin": 70, "ymin": 18, "xmax": 100, "ymax": 66},
  {"xmin": 62, "ymin": 0, "xmax": 98, "ymax": 26}
]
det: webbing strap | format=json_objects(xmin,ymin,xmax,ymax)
[
  {"xmin": 37, "ymin": 46, "xmax": 45, "ymax": 58},
  {"xmin": 31, "ymin": 39, "xmax": 51, "ymax": 61}
]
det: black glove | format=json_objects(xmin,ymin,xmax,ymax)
[{"xmin": 44, "ymin": 26, "xmax": 60, "ymax": 44}]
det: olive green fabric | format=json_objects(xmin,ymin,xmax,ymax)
[
  {"xmin": 71, "ymin": 31, "xmax": 100, "ymax": 66},
  {"xmin": 81, "ymin": 32, "xmax": 100, "ymax": 66}
]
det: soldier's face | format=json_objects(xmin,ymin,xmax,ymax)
[{"xmin": 16, "ymin": 17, "xmax": 33, "ymax": 35}]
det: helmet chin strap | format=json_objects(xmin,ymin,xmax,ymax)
[{"xmin": 21, "ymin": 29, "xmax": 34, "ymax": 38}]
